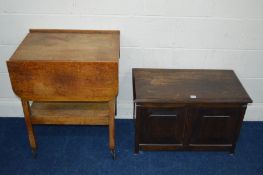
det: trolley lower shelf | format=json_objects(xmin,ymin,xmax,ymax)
[
  {"xmin": 23, "ymin": 99, "xmax": 116, "ymax": 159},
  {"xmin": 31, "ymin": 102, "xmax": 110, "ymax": 125}
]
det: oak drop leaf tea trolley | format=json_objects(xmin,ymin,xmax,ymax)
[{"xmin": 7, "ymin": 29, "xmax": 120, "ymax": 159}]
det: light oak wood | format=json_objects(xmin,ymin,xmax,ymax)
[
  {"xmin": 31, "ymin": 102, "xmax": 110, "ymax": 125},
  {"xmin": 7, "ymin": 29, "xmax": 119, "ymax": 158},
  {"xmin": 108, "ymin": 99, "xmax": 115, "ymax": 150},
  {"xmin": 30, "ymin": 29, "xmax": 120, "ymax": 34},
  {"xmin": 21, "ymin": 100, "xmax": 37, "ymax": 150},
  {"xmin": 7, "ymin": 29, "xmax": 119, "ymax": 102},
  {"xmin": 7, "ymin": 61, "xmax": 118, "ymax": 101},
  {"xmin": 9, "ymin": 29, "xmax": 120, "ymax": 61}
]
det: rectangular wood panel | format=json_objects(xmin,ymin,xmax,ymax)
[
  {"xmin": 7, "ymin": 61, "xmax": 118, "ymax": 101},
  {"xmin": 138, "ymin": 106, "xmax": 186, "ymax": 144},
  {"xmin": 31, "ymin": 102, "xmax": 109, "ymax": 125},
  {"xmin": 10, "ymin": 29, "xmax": 120, "ymax": 62},
  {"xmin": 133, "ymin": 68, "xmax": 252, "ymax": 103}
]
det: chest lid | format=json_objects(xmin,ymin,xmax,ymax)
[{"xmin": 133, "ymin": 68, "xmax": 252, "ymax": 104}]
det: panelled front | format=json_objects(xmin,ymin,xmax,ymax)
[
  {"xmin": 133, "ymin": 69, "xmax": 252, "ymax": 153},
  {"xmin": 188, "ymin": 106, "xmax": 244, "ymax": 146},
  {"xmin": 137, "ymin": 105, "xmax": 186, "ymax": 145},
  {"xmin": 135, "ymin": 104, "xmax": 246, "ymax": 151}
]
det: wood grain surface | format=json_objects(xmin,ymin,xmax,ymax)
[
  {"xmin": 7, "ymin": 29, "xmax": 119, "ymax": 155},
  {"xmin": 133, "ymin": 68, "xmax": 252, "ymax": 153},
  {"xmin": 10, "ymin": 29, "xmax": 120, "ymax": 62},
  {"xmin": 133, "ymin": 68, "xmax": 252, "ymax": 103},
  {"xmin": 7, "ymin": 61, "xmax": 118, "ymax": 101},
  {"xmin": 31, "ymin": 102, "xmax": 110, "ymax": 125}
]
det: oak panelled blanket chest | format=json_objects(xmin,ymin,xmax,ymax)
[{"xmin": 133, "ymin": 68, "xmax": 252, "ymax": 153}]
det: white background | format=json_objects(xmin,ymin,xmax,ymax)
[{"xmin": 0, "ymin": 0, "xmax": 262, "ymax": 120}]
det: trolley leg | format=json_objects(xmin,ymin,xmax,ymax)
[
  {"xmin": 32, "ymin": 148, "xmax": 37, "ymax": 159},
  {"xmin": 21, "ymin": 100, "xmax": 37, "ymax": 158},
  {"xmin": 108, "ymin": 99, "xmax": 116, "ymax": 160},
  {"xmin": 115, "ymin": 97, "xmax": 117, "ymax": 116},
  {"xmin": 110, "ymin": 149, "xmax": 116, "ymax": 160}
]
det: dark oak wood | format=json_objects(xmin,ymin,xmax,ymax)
[
  {"xmin": 133, "ymin": 68, "xmax": 251, "ymax": 104},
  {"xmin": 138, "ymin": 105, "xmax": 186, "ymax": 144},
  {"xmin": 7, "ymin": 29, "xmax": 119, "ymax": 158},
  {"xmin": 133, "ymin": 68, "xmax": 252, "ymax": 153}
]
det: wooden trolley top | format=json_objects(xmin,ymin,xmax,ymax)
[
  {"xmin": 7, "ymin": 29, "xmax": 120, "ymax": 101},
  {"xmin": 9, "ymin": 29, "xmax": 120, "ymax": 62}
]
